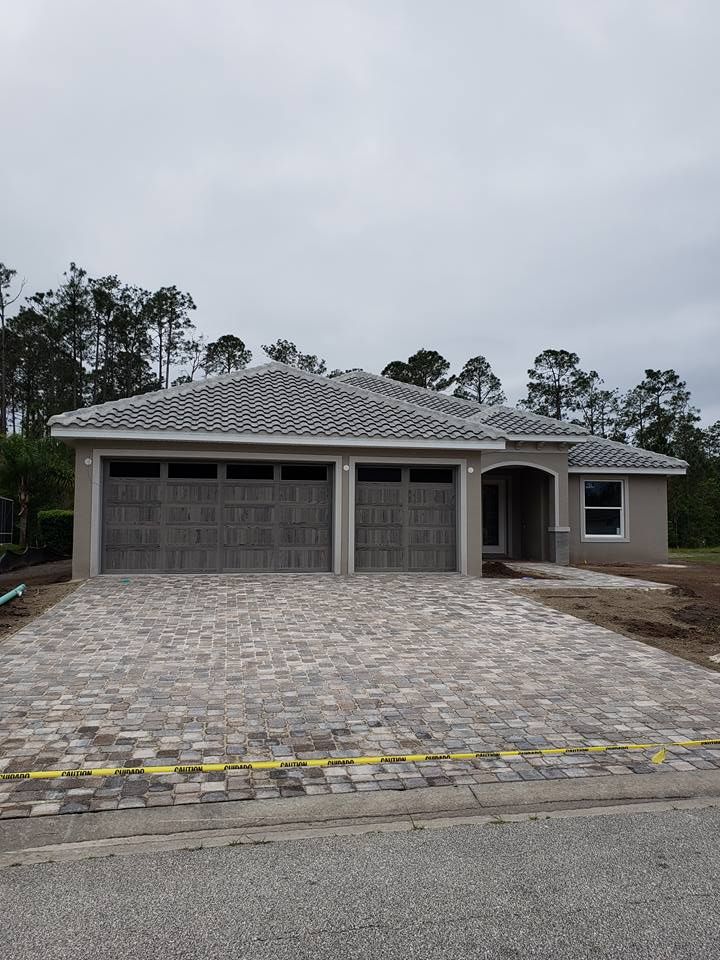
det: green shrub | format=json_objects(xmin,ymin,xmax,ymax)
[{"xmin": 38, "ymin": 510, "xmax": 74, "ymax": 556}]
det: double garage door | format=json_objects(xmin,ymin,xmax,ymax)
[
  {"xmin": 102, "ymin": 459, "xmax": 458, "ymax": 574},
  {"xmin": 102, "ymin": 460, "xmax": 333, "ymax": 573}
]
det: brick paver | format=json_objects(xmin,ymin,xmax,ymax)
[{"xmin": 1, "ymin": 573, "xmax": 719, "ymax": 818}]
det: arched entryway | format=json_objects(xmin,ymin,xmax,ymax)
[{"xmin": 481, "ymin": 463, "xmax": 559, "ymax": 562}]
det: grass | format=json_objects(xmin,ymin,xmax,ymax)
[{"xmin": 669, "ymin": 546, "xmax": 720, "ymax": 565}]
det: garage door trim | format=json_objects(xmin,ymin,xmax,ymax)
[
  {"xmin": 348, "ymin": 456, "xmax": 468, "ymax": 574},
  {"xmin": 90, "ymin": 450, "xmax": 343, "ymax": 576}
]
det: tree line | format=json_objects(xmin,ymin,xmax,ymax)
[{"xmin": 0, "ymin": 261, "xmax": 718, "ymax": 549}]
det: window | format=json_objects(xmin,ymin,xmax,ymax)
[
  {"xmin": 357, "ymin": 466, "xmax": 402, "ymax": 483},
  {"xmin": 167, "ymin": 462, "xmax": 218, "ymax": 479},
  {"xmin": 409, "ymin": 468, "xmax": 454, "ymax": 484},
  {"xmin": 583, "ymin": 480, "xmax": 625, "ymax": 538},
  {"xmin": 227, "ymin": 463, "xmax": 274, "ymax": 480},
  {"xmin": 280, "ymin": 464, "xmax": 327, "ymax": 482},
  {"xmin": 109, "ymin": 461, "xmax": 161, "ymax": 478}
]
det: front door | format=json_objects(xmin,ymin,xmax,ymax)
[{"xmin": 482, "ymin": 477, "xmax": 507, "ymax": 554}]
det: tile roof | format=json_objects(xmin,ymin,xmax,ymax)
[
  {"xmin": 337, "ymin": 371, "xmax": 686, "ymax": 472},
  {"xmin": 336, "ymin": 371, "xmax": 588, "ymax": 437},
  {"xmin": 568, "ymin": 438, "xmax": 688, "ymax": 472},
  {"xmin": 49, "ymin": 363, "xmax": 504, "ymax": 445}
]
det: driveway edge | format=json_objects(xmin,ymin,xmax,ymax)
[{"xmin": 3, "ymin": 770, "xmax": 720, "ymax": 867}]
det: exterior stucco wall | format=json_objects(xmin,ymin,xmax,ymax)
[
  {"xmin": 569, "ymin": 474, "xmax": 669, "ymax": 564},
  {"xmin": 71, "ymin": 444, "xmax": 94, "ymax": 581},
  {"xmin": 65, "ymin": 439, "xmax": 485, "ymax": 579}
]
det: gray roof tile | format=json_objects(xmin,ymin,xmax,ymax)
[
  {"xmin": 337, "ymin": 371, "xmax": 588, "ymax": 437},
  {"xmin": 49, "ymin": 363, "xmax": 504, "ymax": 444},
  {"xmin": 337, "ymin": 371, "xmax": 685, "ymax": 471},
  {"xmin": 568, "ymin": 438, "xmax": 687, "ymax": 471}
]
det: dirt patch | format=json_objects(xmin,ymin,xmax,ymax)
[
  {"xmin": 482, "ymin": 560, "xmax": 548, "ymax": 580},
  {"xmin": 582, "ymin": 561, "xmax": 720, "ymax": 606},
  {"xmin": 533, "ymin": 577, "xmax": 720, "ymax": 673},
  {"xmin": 0, "ymin": 561, "xmax": 77, "ymax": 641},
  {"xmin": 0, "ymin": 581, "xmax": 78, "ymax": 641},
  {"xmin": 0, "ymin": 559, "xmax": 72, "ymax": 589}
]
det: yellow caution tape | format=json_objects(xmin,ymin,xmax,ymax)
[{"xmin": 1, "ymin": 739, "xmax": 719, "ymax": 782}]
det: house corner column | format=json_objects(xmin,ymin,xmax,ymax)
[
  {"xmin": 339, "ymin": 454, "xmax": 351, "ymax": 575},
  {"xmin": 551, "ymin": 465, "xmax": 570, "ymax": 565},
  {"xmin": 465, "ymin": 453, "xmax": 483, "ymax": 577}
]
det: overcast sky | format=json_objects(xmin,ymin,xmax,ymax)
[{"xmin": 3, "ymin": 1, "xmax": 719, "ymax": 422}]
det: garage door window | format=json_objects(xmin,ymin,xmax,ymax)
[
  {"xmin": 167, "ymin": 462, "xmax": 218, "ymax": 479},
  {"xmin": 226, "ymin": 463, "xmax": 274, "ymax": 480},
  {"xmin": 409, "ymin": 468, "xmax": 454, "ymax": 484},
  {"xmin": 109, "ymin": 461, "xmax": 161, "ymax": 478},
  {"xmin": 357, "ymin": 466, "xmax": 402, "ymax": 483},
  {"xmin": 281, "ymin": 464, "xmax": 327, "ymax": 481},
  {"xmin": 583, "ymin": 479, "xmax": 625, "ymax": 539}
]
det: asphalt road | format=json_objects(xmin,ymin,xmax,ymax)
[{"xmin": 1, "ymin": 807, "xmax": 719, "ymax": 959}]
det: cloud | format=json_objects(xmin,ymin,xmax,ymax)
[{"xmin": 2, "ymin": 0, "xmax": 719, "ymax": 422}]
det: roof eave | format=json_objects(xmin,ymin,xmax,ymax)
[
  {"xmin": 568, "ymin": 466, "xmax": 687, "ymax": 476},
  {"xmin": 50, "ymin": 425, "xmax": 506, "ymax": 451}
]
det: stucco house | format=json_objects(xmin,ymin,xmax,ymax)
[{"xmin": 49, "ymin": 362, "xmax": 687, "ymax": 579}]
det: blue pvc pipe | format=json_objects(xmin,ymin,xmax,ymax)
[{"xmin": 0, "ymin": 584, "xmax": 26, "ymax": 606}]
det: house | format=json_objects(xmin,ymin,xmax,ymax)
[{"xmin": 48, "ymin": 362, "xmax": 687, "ymax": 578}]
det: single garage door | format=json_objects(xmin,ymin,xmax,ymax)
[
  {"xmin": 102, "ymin": 460, "xmax": 333, "ymax": 573},
  {"xmin": 354, "ymin": 465, "xmax": 457, "ymax": 572}
]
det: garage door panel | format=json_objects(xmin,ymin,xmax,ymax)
[
  {"xmin": 355, "ymin": 548, "xmax": 405, "ymax": 571},
  {"xmin": 166, "ymin": 504, "xmax": 218, "ymax": 524},
  {"xmin": 223, "ymin": 484, "xmax": 276, "ymax": 503},
  {"xmin": 279, "ymin": 547, "xmax": 332, "ymax": 570},
  {"xmin": 278, "ymin": 505, "xmax": 330, "ymax": 525},
  {"xmin": 356, "ymin": 485, "xmax": 402, "ymax": 504},
  {"xmin": 165, "ymin": 527, "xmax": 218, "ymax": 547},
  {"xmin": 104, "ymin": 527, "xmax": 161, "ymax": 547},
  {"xmin": 409, "ymin": 508, "xmax": 456, "ymax": 526},
  {"xmin": 106, "ymin": 480, "xmax": 163, "ymax": 503},
  {"xmin": 278, "ymin": 483, "xmax": 329, "ymax": 503},
  {"xmin": 223, "ymin": 547, "xmax": 276, "ymax": 571},
  {"xmin": 104, "ymin": 547, "xmax": 163, "ymax": 571},
  {"xmin": 223, "ymin": 505, "xmax": 274, "ymax": 524},
  {"xmin": 408, "ymin": 547, "xmax": 456, "ymax": 571},
  {"xmin": 165, "ymin": 548, "xmax": 219, "ymax": 572},
  {"xmin": 166, "ymin": 483, "xmax": 218, "ymax": 503},
  {"xmin": 224, "ymin": 526, "xmax": 274, "ymax": 546},
  {"xmin": 355, "ymin": 527, "xmax": 402, "ymax": 547},
  {"xmin": 280, "ymin": 526, "xmax": 330, "ymax": 546},
  {"xmin": 104, "ymin": 503, "xmax": 162, "ymax": 524},
  {"xmin": 409, "ymin": 527, "xmax": 456, "ymax": 546}
]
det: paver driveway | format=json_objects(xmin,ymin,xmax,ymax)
[{"xmin": 2, "ymin": 574, "xmax": 720, "ymax": 818}]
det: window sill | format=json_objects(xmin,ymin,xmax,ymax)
[{"xmin": 581, "ymin": 536, "xmax": 630, "ymax": 543}]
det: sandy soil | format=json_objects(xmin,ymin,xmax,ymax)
[{"xmin": 533, "ymin": 562, "xmax": 720, "ymax": 673}]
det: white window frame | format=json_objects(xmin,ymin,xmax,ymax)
[{"xmin": 580, "ymin": 476, "xmax": 628, "ymax": 542}]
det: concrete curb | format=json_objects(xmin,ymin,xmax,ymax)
[{"xmin": 3, "ymin": 770, "xmax": 720, "ymax": 868}]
